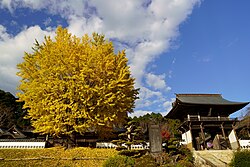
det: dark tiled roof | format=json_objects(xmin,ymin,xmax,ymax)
[
  {"xmin": 176, "ymin": 94, "xmax": 248, "ymax": 105},
  {"xmin": 0, "ymin": 125, "xmax": 27, "ymax": 139},
  {"xmin": 166, "ymin": 94, "xmax": 249, "ymax": 119}
]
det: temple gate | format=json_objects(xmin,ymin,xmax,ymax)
[{"xmin": 166, "ymin": 94, "xmax": 249, "ymax": 150}]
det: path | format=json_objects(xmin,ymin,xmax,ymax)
[{"xmin": 193, "ymin": 150, "xmax": 234, "ymax": 167}]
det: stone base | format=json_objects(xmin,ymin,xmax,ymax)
[{"xmin": 150, "ymin": 152, "xmax": 164, "ymax": 164}]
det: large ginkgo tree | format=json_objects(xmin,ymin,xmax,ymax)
[{"xmin": 17, "ymin": 27, "xmax": 139, "ymax": 147}]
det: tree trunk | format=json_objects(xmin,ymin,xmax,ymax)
[{"xmin": 66, "ymin": 132, "xmax": 76, "ymax": 149}]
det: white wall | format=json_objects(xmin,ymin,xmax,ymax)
[
  {"xmin": 229, "ymin": 129, "xmax": 239, "ymax": 150},
  {"xmin": 181, "ymin": 130, "xmax": 192, "ymax": 145},
  {"xmin": 0, "ymin": 142, "xmax": 46, "ymax": 149},
  {"xmin": 96, "ymin": 142, "xmax": 149, "ymax": 149},
  {"xmin": 239, "ymin": 140, "xmax": 250, "ymax": 149}
]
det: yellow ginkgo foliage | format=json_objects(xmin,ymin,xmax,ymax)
[{"xmin": 17, "ymin": 27, "xmax": 139, "ymax": 144}]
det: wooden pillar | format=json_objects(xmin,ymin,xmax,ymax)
[
  {"xmin": 189, "ymin": 122, "xmax": 193, "ymax": 140},
  {"xmin": 208, "ymin": 108, "xmax": 212, "ymax": 116},
  {"xmin": 188, "ymin": 122, "xmax": 194, "ymax": 150},
  {"xmin": 200, "ymin": 123, "xmax": 206, "ymax": 149},
  {"xmin": 221, "ymin": 123, "xmax": 229, "ymax": 149},
  {"xmin": 189, "ymin": 122, "xmax": 192, "ymax": 131},
  {"xmin": 198, "ymin": 112, "xmax": 201, "ymax": 121},
  {"xmin": 221, "ymin": 123, "xmax": 226, "ymax": 139}
]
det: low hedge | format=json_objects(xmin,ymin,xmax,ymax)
[
  {"xmin": 118, "ymin": 149, "xmax": 148, "ymax": 158},
  {"xmin": 103, "ymin": 155, "xmax": 135, "ymax": 167},
  {"xmin": 230, "ymin": 150, "xmax": 250, "ymax": 167}
]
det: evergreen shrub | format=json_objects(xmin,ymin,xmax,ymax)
[
  {"xmin": 118, "ymin": 149, "xmax": 147, "ymax": 158},
  {"xmin": 103, "ymin": 155, "xmax": 135, "ymax": 167},
  {"xmin": 177, "ymin": 147, "xmax": 194, "ymax": 163},
  {"xmin": 230, "ymin": 150, "xmax": 250, "ymax": 167},
  {"xmin": 134, "ymin": 154, "xmax": 157, "ymax": 167}
]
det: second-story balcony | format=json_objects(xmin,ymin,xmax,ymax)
[{"xmin": 184, "ymin": 115, "xmax": 238, "ymax": 122}]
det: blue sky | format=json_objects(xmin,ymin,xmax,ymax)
[{"xmin": 0, "ymin": 0, "xmax": 249, "ymax": 117}]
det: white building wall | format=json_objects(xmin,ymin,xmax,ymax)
[
  {"xmin": 229, "ymin": 129, "xmax": 240, "ymax": 150},
  {"xmin": 239, "ymin": 140, "xmax": 250, "ymax": 149},
  {"xmin": 181, "ymin": 130, "xmax": 192, "ymax": 145},
  {"xmin": 0, "ymin": 142, "xmax": 45, "ymax": 149}
]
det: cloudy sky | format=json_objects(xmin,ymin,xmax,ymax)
[{"xmin": 0, "ymin": 0, "xmax": 249, "ymax": 117}]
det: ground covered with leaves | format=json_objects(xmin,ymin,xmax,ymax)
[{"xmin": 0, "ymin": 147, "xmax": 117, "ymax": 167}]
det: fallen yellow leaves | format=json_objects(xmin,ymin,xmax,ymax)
[{"xmin": 0, "ymin": 147, "xmax": 118, "ymax": 167}]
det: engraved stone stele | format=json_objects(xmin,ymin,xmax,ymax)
[{"xmin": 149, "ymin": 124, "xmax": 162, "ymax": 154}]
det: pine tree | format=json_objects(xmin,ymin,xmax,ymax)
[{"xmin": 113, "ymin": 120, "xmax": 145, "ymax": 150}]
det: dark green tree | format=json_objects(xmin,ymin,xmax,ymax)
[
  {"xmin": 237, "ymin": 107, "xmax": 250, "ymax": 139},
  {"xmin": 0, "ymin": 89, "xmax": 28, "ymax": 129}
]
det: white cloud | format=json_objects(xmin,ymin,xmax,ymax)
[
  {"xmin": 146, "ymin": 73, "xmax": 171, "ymax": 91},
  {"xmin": 129, "ymin": 109, "xmax": 170, "ymax": 118},
  {"xmin": 0, "ymin": 0, "xmax": 201, "ymax": 112},
  {"xmin": 168, "ymin": 70, "xmax": 173, "ymax": 78},
  {"xmin": 163, "ymin": 98, "xmax": 175, "ymax": 110},
  {"xmin": 136, "ymin": 87, "xmax": 164, "ymax": 108},
  {"xmin": 0, "ymin": 0, "xmax": 13, "ymax": 12},
  {"xmin": 67, "ymin": 15, "xmax": 104, "ymax": 37},
  {"xmin": 0, "ymin": 0, "xmax": 86, "ymax": 17},
  {"xmin": 201, "ymin": 57, "xmax": 211, "ymax": 62},
  {"xmin": 192, "ymin": 52, "xmax": 212, "ymax": 63},
  {"xmin": 0, "ymin": 25, "xmax": 54, "ymax": 94},
  {"xmin": 0, "ymin": 25, "xmax": 11, "ymax": 40},
  {"xmin": 129, "ymin": 110, "xmax": 153, "ymax": 118},
  {"xmin": 43, "ymin": 17, "xmax": 52, "ymax": 27},
  {"xmin": 158, "ymin": 98, "xmax": 175, "ymax": 116}
]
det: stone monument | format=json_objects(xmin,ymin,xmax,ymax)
[{"xmin": 149, "ymin": 124, "xmax": 162, "ymax": 154}]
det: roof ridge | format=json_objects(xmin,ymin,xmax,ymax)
[{"xmin": 176, "ymin": 94, "xmax": 221, "ymax": 96}]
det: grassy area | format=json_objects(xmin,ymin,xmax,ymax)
[
  {"xmin": 0, "ymin": 147, "xmax": 117, "ymax": 167},
  {"xmin": 230, "ymin": 150, "xmax": 250, "ymax": 167}
]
